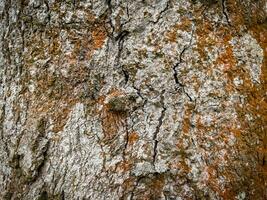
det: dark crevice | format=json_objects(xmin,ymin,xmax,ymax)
[
  {"xmin": 152, "ymin": 91, "xmax": 166, "ymax": 167},
  {"xmin": 122, "ymin": 67, "xmax": 129, "ymax": 85},
  {"xmin": 116, "ymin": 30, "xmax": 130, "ymax": 86},
  {"xmin": 149, "ymin": 1, "xmax": 170, "ymax": 24},
  {"xmin": 152, "ymin": 139, "xmax": 159, "ymax": 166},
  {"xmin": 105, "ymin": 0, "xmax": 112, "ymax": 12},
  {"xmin": 172, "ymin": 45, "xmax": 187, "ymax": 86},
  {"xmin": 105, "ymin": 18, "xmax": 115, "ymax": 39},
  {"xmin": 172, "ymin": 27, "xmax": 194, "ymax": 102},
  {"xmin": 38, "ymin": 191, "xmax": 48, "ymax": 200},
  {"xmin": 129, "ymin": 176, "xmax": 144, "ymax": 200},
  {"xmin": 133, "ymin": 85, "xmax": 144, "ymax": 100},
  {"xmin": 30, "ymin": 140, "xmax": 50, "ymax": 183},
  {"xmin": 132, "ymin": 84, "xmax": 147, "ymax": 113},
  {"xmin": 116, "ymin": 30, "xmax": 130, "ymax": 64},
  {"xmin": 61, "ymin": 190, "xmax": 65, "ymax": 200},
  {"xmin": 123, "ymin": 117, "xmax": 129, "ymax": 161},
  {"xmin": 221, "ymin": 0, "xmax": 231, "ymax": 25},
  {"xmin": 44, "ymin": 0, "xmax": 51, "ymax": 25},
  {"xmin": 115, "ymin": 30, "xmax": 130, "ymax": 42}
]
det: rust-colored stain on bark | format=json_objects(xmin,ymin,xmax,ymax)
[
  {"xmin": 116, "ymin": 160, "xmax": 132, "ymax": 172},
  {"xmin": 21, "ymin": 9, "xmax": 109, "ymax": 133},
  {"xmin": 182, "ymin": 104, "xmax": 195, "ymax": 134},
  {"xmin": 92, "ymin": 26, "xmax": 107, "ymax": 49},
  {"xmin": 165, "ymin": 17, "xmax": 192, "ymax": 43},
  {"xmin": 128, "ymin": 132, "xmax": 139, "ymax": 145},
  {"xmin": 215, "ymin": 46, "xmax": 237, "ymax": 71}
]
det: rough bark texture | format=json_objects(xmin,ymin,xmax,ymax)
[{"xmin": 0, "ymin": 0, "xmax": 266, "ymax": 199}]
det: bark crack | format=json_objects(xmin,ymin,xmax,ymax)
[
  {"xmin": 129, "ymin": 176, "xmax": 144, "ymax": 200},
  {"xmin": 221, "ymin": 0, "xmax": 231, "ymax": 25},
  {"xmin": 122, "ymin": 65, "xmax": 129, "ymax": 85},
  {"xmin": 149, "ymin": 0, "xmax": 170, "ymax": 24},
  {"xmin": 152, "ymin": 91, "xmax": 166, "ymax": 167},
  {"xmin": 116, "ymin": 30, "xmax": 130, "ymax": 74},
  {"xmin": 123, "ymin": 117, "xmax": 129, "ymax": 161},
  {"xmin": 172, "ymin": 27, "xmax": 194, "ymax": 101}
]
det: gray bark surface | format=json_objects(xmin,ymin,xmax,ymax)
[{"xmin": 0, "ymin": 0, "xmax": 266, "ymax": 199}]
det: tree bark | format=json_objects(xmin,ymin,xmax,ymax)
[{"xmin": 0, "ymin": 0, "xmax": 266, "ymax": 199}]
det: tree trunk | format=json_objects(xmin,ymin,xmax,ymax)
[{"xmin": 0, "ymin": 0, "xmax": 266, "ymax": 199}]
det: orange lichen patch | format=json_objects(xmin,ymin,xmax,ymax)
[
  {"xmin": 165, "ymin": 17, "xmax": 192, "ymax": 43},
  {"xmin": 189, "ymin": 3, "xmax": 267, "ymax": 198},
  {"xmin": 21, "ymin": 11, "xmax": 110, "ymax": 133},
  {"xmin": 182, "ymin": 104, "xmax": 195, "ymax": 134},
  {"xmin": 116, "ymin": 160, "xmax": 132, "ymax": 172},
  {"xmin": 128, "ymin": 132, "xmax": 139, "ymax": 145},
  {"xmin": 215, "ymin": 46, "xmax": 237, "ymax": 71},
  {"xmin": 130, "ymin": 173, "xmax": 166, "ymax": 200},
  {"xmin": 165, "ymin": 31, "xmax": 177, "ymax": 43},
  {"xmin": 204, "ymin": 160, "xmax": 243, "ymax": 200},
  {"xmin": 195, "ymin": 18, "xmax": 234, "ymax": 62},
  {"xmin": 176, "ymin": 17, "xmax": 192, "ymax": 31},
  {"xmin": 23, "ymin": 64, "xmax": 90, "ymax": 133},
  {"xmin": 108, "ymin": 88, "xmax": 125, "ymax": 98},
  {"xmin": 226, "ymin": 0, "xmax": 266, "ymax": 31},
  {"xmin": 182, "ymin": 117, "xmax": 190, "ymax": 134},
  {"xmin": 228, "ymin": 127, "xmax": 242, "ymax": 137},
  {"xmin": 22, "ymin": 27, "xmax": 92, "ymax": 132},
  {"xmin": 96, "ymin": 95, "xmax": 106, "ymax": 106},
  {"xmin": 231, "ymin": 20, "xmax": 267, "ymax": 197},
  {"xmin": 205, "ymin": 166, "xmax": 222, "ymax": 194},
  {"xmin": 205, "ymin": 165, "xmax": 236, "ymax": 200},
  {"xmin": 170, "ymin": 160, "xmax": 191, "ymax": 174},
  {"xmin": 194, "ymin": 19, "xmax": 215, "ymax": 59},
  {"xmin": 92, "ymin": 25, "xmax": 107, "ymax": 49},
  {"xmin": 120, "ymin": 177, "xmax": 136, "ymax": 198},
  {"xmin": 149, "ymin": 174, "xmax": 165, "ymax": 196},
  {"xmin": 69, "ymin": 35, "xmax": 93, "ymax": 62},
  {"xmin": 195, "ymin": 116, "xmax": 214, "ymax": 132},
  {"xmin": 84, "ymin": 10, "xmax": 97, "ymax": 22}
]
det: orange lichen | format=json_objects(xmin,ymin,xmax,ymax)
[
  {"xmin": 108, "ymin": 88, "xmax": 125, "ymax": 98},
  {"xmin": 116, "ymin": 160, "xmax": 132, "ymax": 172},
  {"xmin": 194, "ymin": 19, "xmax": 215, "ymax": 59},
  {"xmin": 182, "ymin": 104, "xmax": 195, "ymax": 134},
  {"xmin": 215, "ymin": 45, "xmax": 237, "ymax": 72},
  {"xmin": 235, "ymin": 21, "xmax": 266, "ymax": 174},
  {"xmin": 128, "ymin": 132, "xmax": 139, "ymax": 145},
  {"xmin": 165, "ymin": 17, "xmax": 192, "ymax": 43},
  {"xmin": 92, "ymin": 26, "xmax": 107, "ymax": 49},
  {"xmin": 165, "ymin": 31, "xmax": 177, "ymax": 43},
  {"xmin": 22, "ymin": 65, "xmax": 89, "ymax": 133},
  {"xmin": 149, "ymin": 174, "xmax": 165, "ymax": 196},
  {"xmin": 205, "ymin": 165, "xmax": 236, "ymax": 200},
  {"xmin": 225, "ymin": 8, "xmax": 267, "ymax": 197},
  {"xmin": 21, "ymin": 9, "xmax": 109, "ymax": 133},
  {"xmin": 194, "ymin": 17, "xmax": 234, "ymax": 64}
]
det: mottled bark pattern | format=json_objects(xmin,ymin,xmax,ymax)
[{"xmin": 0, "ymin": 0, "xmax": 266, "ymax": 199}]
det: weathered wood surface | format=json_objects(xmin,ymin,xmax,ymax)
[{"xmin": 0, "ymin": 0, "xmax": 266, "ymax": 199}]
